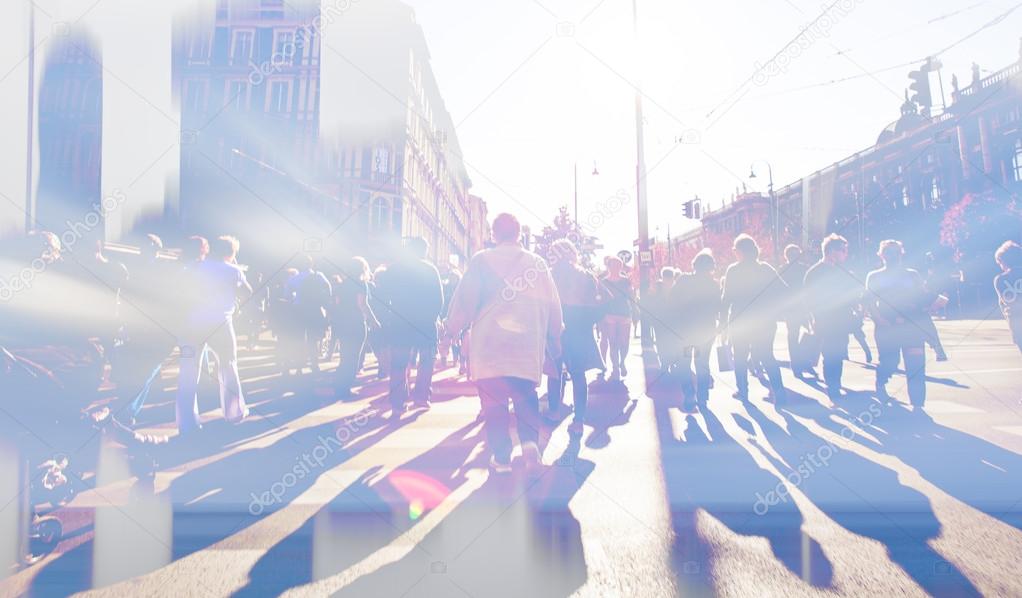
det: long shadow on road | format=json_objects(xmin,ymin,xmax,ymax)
[{"xmin": 745, "ymin": 393, "xmax": 983, "ymax": 596}]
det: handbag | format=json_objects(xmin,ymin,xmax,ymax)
[{"xmin": 716, "ymin": 343, "xmax": 735, "ymax": 372}]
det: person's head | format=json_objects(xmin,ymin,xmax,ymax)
[
  {"xmin": 733, "ymin": 234, "xmax": 760, "ymax": 262},
  {"xmin": 692, "ymin": 249, "xmax": 716, "ymax": 275},
  {"xmin": 211, "ymin": 235, "xmax": 240, "ymax": 262},
  {"xmin": 344, "ymin": 256, "xmax": 371, "ymax": 282},
  {"xmin": 405, "ymin": 236, "xmax": 429, "ymax": 259},
  {"xmin": 821, "ymin": 233, "xmax": 849, "ymax": 263},
  {"xmin": 995, "ymin": 240, "xmax": 1022, "ymax": 272},
  {"xmin": 549, "ymin": 239, "xmax": 578, "ymax": 266},
  {"xmin": 183, "ymin": 235, "xmax": 209, "ymax": 262},
  {"xmin": 878, "ymin": 239, "xmax": 904, "ymax": 266},
  {"xmin": 141, "ymin": 233, "xmax": 163, "ymax": 261},
  {"xmin": 661, "ymin": 267, "xmax": 677, "ymax": 285},
  {"xmin": 605, "ymin": 256, "xmax": 624, "ymax": 276},
  {"xmin": 783, "ymin": 244, "xmax": 802, "ymax": 264},
  {"xmin": 491, "ymin": 213, "xmax": 522, "ymax": 246}
]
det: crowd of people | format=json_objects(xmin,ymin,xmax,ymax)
[{"xmin": 2, "ymin": 213, "xmax": 1021, "ymax": 475}]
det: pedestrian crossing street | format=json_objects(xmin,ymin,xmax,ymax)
[{"xmin": 3, "ymin": 319, "xmax": 1022, "ymax": 597}]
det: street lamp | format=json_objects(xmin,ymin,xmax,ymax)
[{"xmin": 749, "ymin": 160, "xmax": 778, "ymax": 262}]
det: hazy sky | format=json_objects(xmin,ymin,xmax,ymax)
[{"xmin": 401, "ymin": 0, "xmax": 1022, "ymax": 254}]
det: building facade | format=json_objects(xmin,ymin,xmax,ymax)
[
  {"xmin": 171, "ymin": 0, "xmax": 481, "ymax": 266},
  {"xmin": 663, "ymin": 45, "xmax": 1022, "ymax": 298}
]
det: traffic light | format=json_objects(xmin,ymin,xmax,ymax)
[
  {"xmin": 908, "ymin": 68, "xmax": 931, "ymax": 112},
  {"xmin": 683, "ymin": 199, "xmax": 701, "ymax": 220}
]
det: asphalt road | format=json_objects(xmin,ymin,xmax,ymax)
[{"xmin": 2, "ymin": 318, "xmax": 1021, "ymax": 597}]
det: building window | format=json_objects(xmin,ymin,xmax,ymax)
[
  {"xmin": 266, "ymin": 80, "xmax": 291, "ymax": 113},
  {"xmin": 1013, "ymin": 139, "xmax": 1022, "ymax": 182},
  {"xmin": 930, "ymin": 177, "xmax": 942, "ymax": 206},
  {"xmin": 183, "ymin": 79, "xmax": 208, "ymax": 113},
  {"xmin": 231, "ymin": 30, "xmax": 255, "ymax": 65},
  {"xmin": 272, "ymin": 30, "xmax": 296, "ymax": 65},
  {"xmin": 225, "ymin": 80, "xmax": 250, "ymax": 111},
  {"xmin": 188, "ymin": 30, "xmax": 212, "ymax": 64}
]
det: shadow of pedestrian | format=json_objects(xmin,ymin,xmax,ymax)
[
  {"xmin": 745, "ymin": 398, "xmax": 982, "ymax": 596},
  {"xmin": 658, "ymin": 404, "xmax": 834, "ymax": 595}
]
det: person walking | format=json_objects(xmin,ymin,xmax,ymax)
[
  {"xmin": 803, "ymin": 234, "xmax": 860, "ymax": 400},
  {"xmin": 443, "ymin": 213, "xmax": 563, "ymax": 474},
  {"xmin": 329, "ymin": 257, "xmax": 381, "ymax": 398},
  {"xmin": 286, "ymin": 255, "xmax": 332, "ymax": 374},
  {"xmin": 546, "ymin": 239, "xmax": 604, "ymax": 436},
  {"xmin": 779, "ymin": 244, "xmax": 811, "ymax": 377},
  {"xmin": 176, "ymin": 236, "xmax": 252, "ymax": 434},
  {"xmin": 721, "ymin": 234, "xmax": 788, "ymax": 402},
  {"xmin": 665, "ymin": 250, "xmax": 720, "ymax": 407},
  {"xmin": 994, "ymin": 241, "xmax": 1022, "ymax": 356},
  {"xmin": 382, "ymin": 237, "xmax": 444, "ymax": 417},
  {"xmin": 865, "ymin": 240, "xmax": 931, "ymax": 408},
  {"xmin": 599, "ymin": 256, "xmax": 634, "ymax": 381}
]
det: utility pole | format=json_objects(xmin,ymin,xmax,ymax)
[{"xmin": 633, "ymin": 0, "xmax": 652, "ymax": 350}]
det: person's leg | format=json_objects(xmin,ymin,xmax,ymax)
[
  {"xmin": 388, "ymin": 342, "xmax": 412, "ymax": 411},
  {"xmin": 547, "ymin": 360, "xmax": 565, "ymax": 412},
  {"xmin": 901, "ymin": 329, "xmax": 927, "ymax": 407},
  {"xmin": 694, "ymin": 342, "xmax": 712, "ymax": 403},
  {"xmin": 508, "ymin": 377, "xmax": 541, "ymax": 449},
  {"xmin": 209, "ymin": 320, "xmax": 247, "ymax": 423},
  {"xmin": 674, "ymin": 346, "xmax": 696, "ymax": 403},
  {"xmin": 852, "ymin": 326, "xmax": 873, "ymax": 363},
  {"xmin": 613, "ymin": 317, "xmax": 630, "ymax": 375},
  {"xmin": 336, "ymin": 329, "xmax": 366, "ymax": 392},
  {"xmin": 786, "ymin": 320, "xmax": 802, "ymax": 373},
  {"xmin": 598, "ymin": 322, "xmax": 610, "ymax": 371},
  {"xmin": 568, "ymin": 367, "xmax": 588, "ymax": 427},
  {"xmin": 476, "ymin": 378, "xmax": 513, "ymax": 463},
  {"xmin": 874, "ymin": 324, "xmax": 898, "ymax": 398},
  {"xmin": 175, "ymin": 340, "xmax": 203, "ymax": 433},
  {"xmin": 412, "ymin": 341, "xmax": 436, "ymax": 404},
  {"xmin": 754, "ymin": 328, "xmax": 785, "ymax": 399},
  {"xmin": 820, "ymin": 329, "xmax": 846, "ymax": 399},
  {"xmin": 732, "ymin": 335, "xmax": 751, "ymax": 398}
]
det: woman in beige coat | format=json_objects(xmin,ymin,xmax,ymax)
[{"xmin": 444, "ymin": 213, "xmax": 563, "ymax": 474}]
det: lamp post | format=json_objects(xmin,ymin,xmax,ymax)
[{"xmin": 749, "ymin": 161, "xmax": 778, "ymax": 262}]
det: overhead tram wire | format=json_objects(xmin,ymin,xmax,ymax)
[{"xmin": 738, "ymin": 1, "xmax": 1022, "ymax": 105}]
